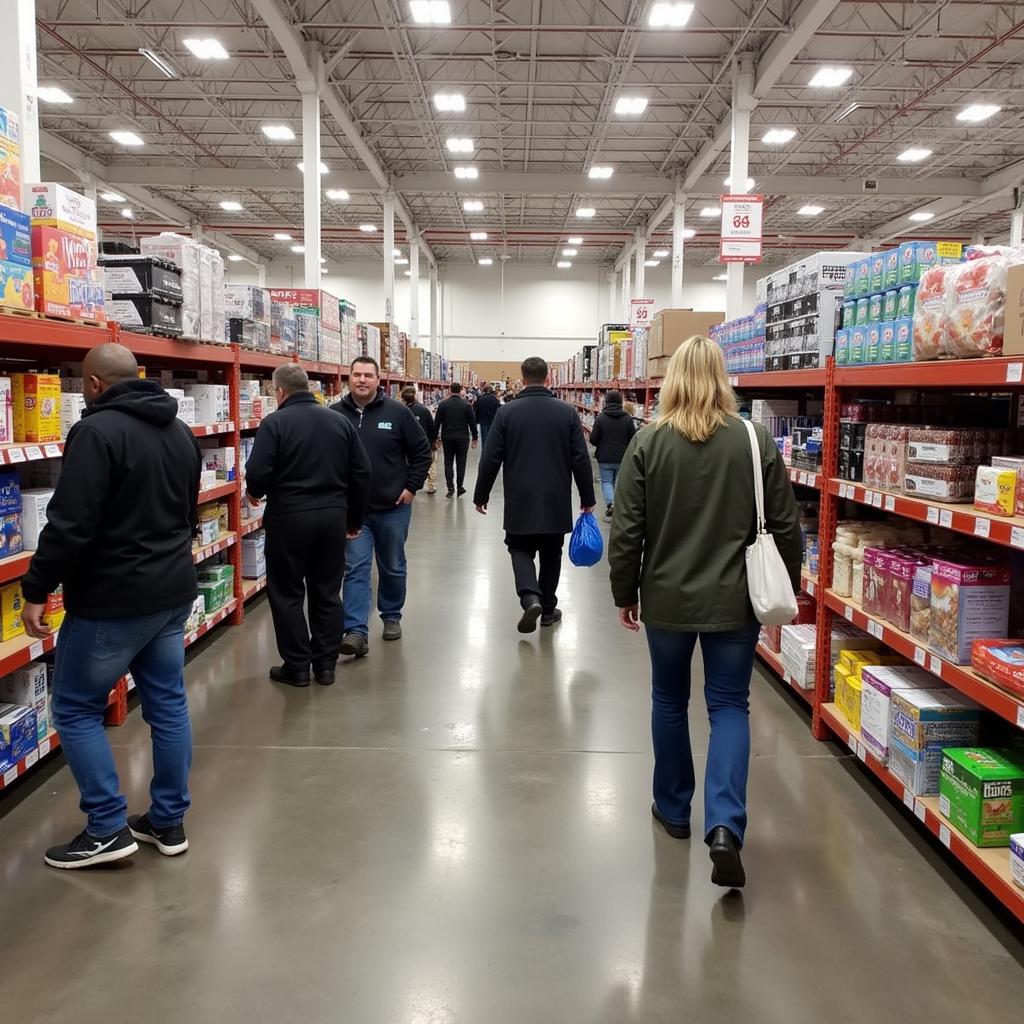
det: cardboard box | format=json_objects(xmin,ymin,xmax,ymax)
[
  {"xmin": 0, "ymin": 662, "xmax": 48, "ymax": 742},
  {"xmin": 0, "ymin": 582, "xmax": 24, "ymax": 641},
  {"xmin": 647, "ymin": 310, "xmax": 724, "ymax": 360},
  {"xmin": 0, "ymin": 107, "xmax": 21, "ymax": 212},
  {"xmin": 0, "ymin": 206, "xmax": 32, "ymax": 268},
  {"xmin": 60, "ymin": 392, "xmax": 85, "ymax": 438},
  {"xmin": 11, "ymin": 373, "xmax": 60, "ymax": 443},
  {"xmin": 939, "ymin": 747, "xmax": 1024, "ymax": 847},
  {"xmin": 20, "ymin": 488, "xmax": 52, "ymax": 550},
  {"xmin": 0, "ymin": 702, "xmax": 36, "ymax": 769},
  {"xmin": 1003, "ymin": 263, "xmax": 1024, "ymax": 357},
  {"xmin": 25, "ymin": 183, "xmax": 97, "ymax": 234},
  {"xmin": 859, "ymin": 665, "xmax": 944, "ymax": 763},
  {"xmin": 1011, "ymin": 834, "xmax": 1024, "ymax": 890}
]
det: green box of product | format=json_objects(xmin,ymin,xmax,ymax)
[
  {"xmin": 869, "ymin": 253, "xmax": 886, "ymax": 293},
  {"xmin": 882, "ymin": 290, "xmax": 899, "ymax": 321},
  {"xmin": 894, "ymin": 318, "xmax": 914, "ymax": 362},
  {"xmin": 879, "ymin": 322, "xmax": 896, "ymax": 363},
  {"xmin": 197, "ymin": 579, "xmax": 230, "ymax": 614},
  {"xmin": 868, "ymin": 294, "xmax": 884, "ymax": 323},
  {"xmin": 855, "ymin": 259, "xmax": 871, "ymax": 297},
  {"xmin": 849, "ymin": 326, "xmax": 867, "ymax": 364},
  {"xmin": 843, "ymin": 263, "xmax": 857, "ymax": 299},
  {"xmin": 897, "ymin": 285, "xmax": 916, "ymax": 319},
  {"xmin": 198, "ymin": 564, "xmax": 234, "ymax": 586},
  {"xmin": 855, "ymin": 297, "xmax": 870, "ymax": 326},
  {"xmin": 835, "ymin": 328, "xmax": 849, "ymax": 365},
  {"xmin": 865, "ymin": 323, "xmax": 881, "ymax": 363},
  {"xmin": 939, "ymin": 748, "xmax": 1024, "ymax": 847},
  {"xmin": 883, "ymin": 248, "xmax": 900, "ymax": 289}
]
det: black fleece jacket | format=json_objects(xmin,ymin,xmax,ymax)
[
  {"xmin": 22, "ymin": 379, "xmax": 202, "ymax": 618},
  {"xmin": 331, "ymin": 390, "xmax": 432, "ymax": 511},
  {"xmin": 434, "ymin": 395, "xmax": 478, "ymax": 442},
  {"xmin": 589, "ymin": 404, "xmax": 637, "ymax": 465},
  {"xmin": 406, "ymin": 400, "xmax": 438, "ymax": 445}
]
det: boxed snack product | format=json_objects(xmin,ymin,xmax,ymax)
[
  {"xmin": 1012, "ymin": 834, "xmax": 1024, "ymax": 890},
  {"xmin": 0, "ymin": 106, "xmax": 21, "ymax": 211},
  {"xmin": 971, "ymin": 639, "xmax": 1024, "ymax": 698},
  {"xmin": 860, "ymin": 664, "xmax": 944, "ymax": 762},
  {"xmin": 904, "ymin": 464, "xmax": 975, "ymax": 502},
  {"xmin": 0, "ymin": 206, "xmax": 32, "ymax": 269},
  {"xmin": 0, "ymin": 702, "xmax": 37, "ymax": 769},
  {"xmin": 930, "ymin": 557, "xmax": 1011, "ymax": 663},
  {"xmin": 45, "ymin": 586, "xmax": 64, "ymax": 631},
  {"xmin": 975, "ymin": 465, "xmax": 1017, "ymax": 517},
  {"xmin": 0, "ymin": 662, "xmax": 49, "ymax": 742},
  {"xmin": 939, "ymin": 747, "xmax": 1024, "ymax": 847},
  {"xmin": 910, "ymin": 564, "xmax": 933, "ymax": 642},
  {"xmin": 11, "ymin": 372, "xmax": 60, "ymax": 443},
  {"xmin": 907, "ymin": 426, "xmax": 976, "ymax": 464}
]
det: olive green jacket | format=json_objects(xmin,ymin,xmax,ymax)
[{"xmin": 608, "ymin": 416, "xmax": 803, "ymax": 631}]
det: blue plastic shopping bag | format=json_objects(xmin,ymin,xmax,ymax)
[{"xmin": 568, "ymin": 511, "xmax": 604, "ymax": 567}]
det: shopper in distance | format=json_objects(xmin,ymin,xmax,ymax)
[
  {"xmin": 434, "ymin": 380, "xmax": 479, "ymax": 497},
  {"xmin": 588, "ymin": 388, "xmax": 637, "ymax": 519},
  {"xmin": 608, "ymin": 336, "xmax": 802, "ymax": 889},
  {"xmin": 20, "ymin": 343, "xmax": 203, "ymax": 869},
  {"xmin": 474, "ymin": 383, "xmax": 501, "ymax": 447},
  {"xmin": 401, "ymin": 386, "xmax": 439, "ymax": 495},
  {"xmin": 245, "ymin": 364, "xmax": 372, "ymax": 687},
  {"xmin": 474, "ymin": 356, "xmax": 596, "ymax": 633},
  {"xmin": 332, "ymin": 356, "xmax": 432, "ymax": 656}
]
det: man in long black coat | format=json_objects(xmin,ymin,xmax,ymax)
[{"xmin": 474, "ymin": 356, "xmax": 596, "ymax": 633}]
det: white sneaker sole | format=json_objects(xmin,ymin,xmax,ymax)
[
  {"xmin": 130, "ymin": 827, "xmax": 189, "ymax": 856},
  {"xmin": 45, "ymin": 840, "xmax": 139, "ymax": 869}
]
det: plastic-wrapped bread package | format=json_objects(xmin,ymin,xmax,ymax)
[
  {"xmin": 210, "ymin": 250, "xmax": 225, "ymax": 345},
  {"xmin": 912, "ymin": 265, "xmax": 949, "ymax": 360},
  {"xmin": 140, "ymin": 233, "xmax": 201, "ymax": 339},
  {"xmin": 198, "ymin": 245, "xmax": 214, "ymax": 341}
]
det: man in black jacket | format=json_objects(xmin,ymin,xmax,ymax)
[
  {"xmin": 474, "ymin": 384, "xmax": 501, "ymax": 446},
  {"xmin": 434, "ymin": 381, "xmax": 478, "ymax": 497},
  {"xmin": 245, "ymin": 364, "xmax": 372, "ymax": 687},
  {"xmin": 474, "ymin": 356, "xmax": 596, "ymax": 633},
  {"xmin": 332, "ymin": 356, "xmax": 431, "ymax": 656},
  {"xmin": 588, "ymin": 389, "xmax": 637, "ymax": 518},
  {"xmin": 20, "ymin": 343, "xmax": 202, "ymax": 869},
  {"xmin": 402, "ymin": 386, "xmax": 438, "ymax": 495}
]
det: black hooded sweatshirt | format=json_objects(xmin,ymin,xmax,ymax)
[
  {"xmin": 589, "ymin": 402, "xmax": 637, "ymax": 465},
  {"xmin": 21, "ymin": 379, "xmax": 203, "ymax": 618}
]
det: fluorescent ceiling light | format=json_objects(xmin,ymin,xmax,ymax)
[
  {"xmin": 470, "ymin": 231, "xmax": 488, "ymax": 240},
  {"xmin": 557, "ymin": 261, "xmax": 572, "ymax": 268},
  {"xmin": 138, "ymin": 49, "xmax": 176, "ymax": 79},
  {"xmin": 410, "ymin": 1, "xmax": 451, "ymax": 24},
  {"xmin": 183, "ymin": 38, "xmax": 229, "ymax": 60},
  {"xmin": 395, "ymin": 257, "xmax": 409, "ymax": 265},
  {"xmin": 897, "ymin": 147, "xmax": 932, "ymax": 163},
  {"xmin": 319, "ymin": 256, "xmax": 327, "ymax": 263},
  {"xmin": 121, "ymin": 208, "xmax": 134, "ymax": 219},
  {"xmin": 809, "ymin": 66, "xmax": 852, "ymax": 89},
  {"xmin": 614, "ymin": 96, "xmax": 647, "ymax": 116},
  {"xmin": 700, "ymin": 206, "xmax": 721, "ymax": 217},
  {"xmin": 227, "ymin": 253, "xmax": 245, "ymax": 262},
  {"xmin": 762, "ymin": 128, "xmax": 796, "ymax": 145},
  {"xmin": 648, "ymin": 3, "xmax": 694, "ymax": 27},
  {"xmin": 652, "ymin": 249, "xmax": 669, "ymax": 258},
  {"xmin": 454, "ymin": 166, "xmax": 478, "ymax": 179},
  {"xmin": 957, "ymin": 104, "xmax": 1001, "ymax": 124},
  {"xmin": 290, "ymin": 245, "xmax": 305, "ymax": 253},
  {"xmin": 110, "ymin": 130, "xmax": 144, "ymax": 147},
  {"xmin": 567, "ymin": 236, "xmax": 583, "ymax": 245},
  {"xmin": 644, "ymin": 259, "xmax": 660, "ymax": 267},
  {"xmin": 682, "ymin": 228, "xmax": 695, "ymax": 239},
  {"xmin": 446, "ymin": 137, "xmax": 474, "ymax": 153},
  {"xmin": 297, "ymin": 161, "xmax": 329, "ymax": 174},
  {"xmin": 909, "ymin": 211, "xmax": 935, "ymax": 222},
  {"xmin": 273, "ymin": 233, "xmax": 293, "ymax": 241},
  {"xmin": 36, "ymin": 85, "xmax": 74, "ymax": 104},
  {"xmin": 463, "ymin": 199, "xmax": 484, "ymax": 212},
  {"xmin": 835, "ymin": 102, "xmax": 860, "ymax": 124},
  {"xmin": 576, "ymin": 207, "xmax": 596, "ymax": 218},
  {"xmin": 219, "ymin": 200, "xmax": 243, "ymax": 211},
  {"xmin": 797, "ymin": 205, "xmax": 824, "ymax": 216},
  {"xmin": 325, "ymin": 189, "xmax": 349, "ymax": 201},
  {"xmin": 359, "ymin": 224, "xmax": 378, "ymax": 233},
  {"xmin": 723, "ymin": 176, "xmax": 756, "ymax": 190},
  {"xmin": 100, "ymin": 191, "xmax": 125, "ymax": 203},
  {"xmin": 562, "ymin": 248, "xmax": 578, "ymax": 257},
  {"xmin": 262, "ymin": 124, "xmax": 294, "ymax": 141},
  {"xmin": 404, "ymin": 270, "xmax": 412, "ymax": 276},
  {"xmin": 588, "ymin": 166, "xmax": 614, "ymax": 179},
  {"xmin": 478, "ymin": 258, "xmax": 493, "ymax": 266},
  {"xmin": 393, "ymin": 249, "xmax": 403, "ymax": 257},
  {"xmin": 713, "ymin": 273, "xmax": 728, "ymax": 281},
  {"xmin": 433, "ymin": 92, "xmax": 466, "ymax": 112}
]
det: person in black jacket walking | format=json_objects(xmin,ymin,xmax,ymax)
[
  {"xmin": 245, "ymin": 364, "xmax": 372, "ymax": 687},
  {"xmin": 474, "ymin": 384, "xmax": 501, "ymax": 446},
  {"xmin": 332, "ymin": 356, "xmax": 432, "ymax": 657},
  {"xmin": 589, "ymin": 389, "xmax": 637, "ymax": 518},
  {"xmin": 402, "ymin": 386, "xmax": 438, "ymax": 495},
  {"xmin": 474, "ymin": 356, "xmax": 596, "ymax": 632},
  {"xmin": 20, "ymin": 343, "xmax": 202, "ymax": 869},
  {"xmin": 434, "ymin": 381, "xmax": 478, "ymax": 497}
]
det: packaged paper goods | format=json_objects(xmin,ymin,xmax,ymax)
[
  {"xmin": 10, "ymin": 372, "xmax": 60, "ymax": 442},
  {"xmin": 140, "ymin": 233, "xmax": 202, "ymax": 339},
  {"xmin": 939, "ymin": 747, "xmax": 1024, "ymax": 847},
  {"xmin": 0, "ymin": 662, "xmax": 49, "ymax": 743},
  {"xmin": 859, "ymin": 665, "xmax": 945, "ymax": 763},
  {"xmin": 60, "ymin": 392, "xmax": 86, "ymax": 437},
  {"xmin": 0, "ymin": 702, "xmax": 37, "ymax": 770}
]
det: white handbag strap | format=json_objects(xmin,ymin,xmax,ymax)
[{"xmin": 743, "ymin": 418, "xmax": 766, "ymax": 534}]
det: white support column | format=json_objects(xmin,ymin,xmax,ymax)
[
  {"xmin": 300, "ymin": 85, "xmax": 322, "ymax": 286},
  {"xmin": 0, "ymin": 0, "xmax": 39, "ymax": 184},
  {"xmin": 606, "ymin": 271, "xmax": 617, "ymax": 326},
  {"xmin": 438, "ymin": 269, "xmax": 446, "ymax": 362},
  {"xmin": 622, "ymin": 260, "xmax": 631, "ymax": 322},
  {"xmin": 1012, "ymin": 187, "xmax": 1024, "ymax": 247},
  {"xmin": 671, "ymin": 186, "xmax": 686, "ymax": 309},
  {"xmin": 633, "ymin": 226, "xmax": 646, "ymax": 300},
  {"xmin": 383, "ymin": 191, "xmax": 396, "ymax": 323},
  {"xmin": 409, "ymin": 231, "xmax": 420, "ymax": 348},
  {"xmin": 429, "ymin": 263, "xmax": 438, "ymax": 356},
  {"xmin": 726, "ymin": 57, "xmax": 754, "ymax": 320},
  {"xmin": 257, "ymin": 264, "xmax": 267, "ymax": 287}
]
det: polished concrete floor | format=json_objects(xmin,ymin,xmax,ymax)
[{"xmin": 2, "ymin": 455, "xmax": 1023, "ymax": 1023}]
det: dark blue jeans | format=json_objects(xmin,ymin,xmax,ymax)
[
  {"xmin": 51, "ymin": 603, "xmax": 193, "ymax": 837},
  {"xmin": 645, "ymin": 623, "xmax": 760, "ymax": 845},
  {"xmin": 343, "ymin": 501, "xmax": 413, "ymax": 636}
]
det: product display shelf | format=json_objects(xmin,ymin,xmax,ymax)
[
  {"xmin": 755, "ymin": 642, "xmax": 813, "ymax": 705},
  {"xmin": 0, "ymin": 441, "xmax": 64, "ymax": 465},
  {"xmin": 240, "ymin": 515, "xmax": 264, "ymax": 536},
  {"xmin": 0, "ymin": 550, "xmax": 33, "ymax": 585},
  {"xmin": 198, "ymin": 481, "xmax": 236, "ymax": 505},
  {"xmin": 238, "ymin": 419, "xmax": 263, "ymax": 432},
  {"xmin": 0, "ymin": 731, "xmax": 60, "ymax": 792},
  {"xmin": 819, "ymin": 701, "xmax": 1024, "ymax": 924},
  {"xmin": 242, "ymin": 575, "xmax": 267, "ymax": 600},
  {"xmin": 728, "ymin": 369, "xmax": 828, "ymax": 389},
  {"xmin": 191, "ymin": 422, "xmax": 234, "ymax": 438},
  {"xmin": 192, "ymin": 531, "xmax": 237, "ymax": 566},
  {"xmin": 0, "ymin": 631, "xmax": 55, "ymax": 678},
  {"xmin": 801, "ymin": 571, "xmax": 819, "ymax": 598},
  {"xmin": 184, "ymin": 599, "xmax": 238, "ymax": 648},
  {"xmin": 788, "ymin": 467, "xmax": 822, "ymax": 490},
  {"xmin": 834, "ymin": 356, "xmax": 1024, "ymax": 389}
]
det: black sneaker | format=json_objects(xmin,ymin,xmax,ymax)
[
  {"xmin": 447, "ymin": 489, "xmax": 455, "ymax": 498},
  {"xmin": 128, "ymin": 813, "xmax": 189, "ymax": 856},
  {"xmin": 541, "ymin": 609, "xmax": 563, "ymax": 627},
  {"xmin": 518, "ymin": 596, "xmax": 543, "ymax": 634},
  {"xmin": 457, "ymin": 487, "xmax": 467, "ymax": 497},
  {"xmin": 44, "ymin": 827, "xmax": 138, "ymax": 869},
  {"xmin": 605, "ymin": 503, "xmax": 614, "ymax": 519},
  {"xmin": 341, "ymin": 632, "xmax": 369, "ymax": 658}
]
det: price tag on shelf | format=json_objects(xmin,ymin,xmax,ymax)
[
  {"xmin": 43, "ymin": 444, "xmax": 61, "ymax": 458},
  {"xmin": 863, "ymin": 489, "xmax": 874, "ymax": 505},
  {"xmin": 1016, "ymin": 706, "xmax": 1024, "ymax": 730},
  {"xmin": 39, "ymin": 737, "xmax": 51, "ymax": 756},
  {"xmin": 848, "ymin": 732, "xmax": 858, "ymax": 751},
  {"xmin": 186, "ymin": 631, "xmax": 198, "ymax": 646},
  {"xmin": 926, "ymin": 507, "xmax": 939, "ymax": 525},
  {"xmin": 856, "ymin": 741, "xmax": 867, "ymax": 763},
  {"xmin": 799, "ymin": 471, "xmax": 809, "ymax": 485},
  {"xmin": 914, "ymin": 647, "xmax": 926, "ymax": 666},
  {"xmin": 929, "ymin": 655, "xmax": 943, "ymax": 678},
  {"xmin": 24, "ymin": 446, "xmax": 43, "ymax": 460},
  {"xmin": 974, "ymin": 517, "xmax": 991, "ymax": 539},
  {"xmin": 25, "ymin": 750, "xmax": 38, "ymax": 769},
  {"xmin": 1007, "ymin": 362, "xmax": 1023, "ymax": 383},
  {"xmin": 914, "ymin": 799, "xmax": 927, "ymax": 823},
  {"xmin": 6, "ymin": 447, "xmax": 25, "ymax": 463},
  {"xmin": 1012, "ymin": 527, "xmax": 1024, "ymax": 549},
  {"xmin": 903, "ymin": 788, "xmax": 916, "ymax": 811},
  {"xmin": 868, "ymin": 620, "xmax": 884, "ymax": 640},
  {"xmin": 728, "ymin": 375, "xmax": 739, "ymax": 387},
  {"xmin": 226, "ymin": 421, "xmax": 235, "ymax": 432},
  {"xmin": 939, "ymin": 509, "xmax": 953, "ymax": 529},
  {"xmin": 844, "ymin": 605, "xmax": 854, "ymax": 621},
  {"xmin": 3, "ymin": 766, "xmax": 17, "ymax": 786},
  {"xmin": 939, "ymin": 824, "xmax": 952, "ymax": 848},
  {"xmin": 29, "ymin": 641, "xmax": 43, "ymax": 660},
  {"xmin": 838, "ymin": 482, "xmax": 848, "ymax": 499},
  {"xmin": 871, "ymin": 492, "xmax": 882, "ymax": 509},
  {"xmin": 806, "ymin": 580, "xmax": 816, "ymax": 597},
  {"xmin": 884, "ymin": 495, "xmax": 896, "ymax": 512}
]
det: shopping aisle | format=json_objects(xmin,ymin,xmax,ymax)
[{"xmin": 1, "ymin": 460, "xmax": 1022, "ymax": 1023}]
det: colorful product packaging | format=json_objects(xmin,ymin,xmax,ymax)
[
  {"xmin": 879, "ymin": 322, "xmax": 896, "ymax": 363},
  {"xmin": 0, "ymin": 702, "xmax": 36, "ymax": 769},
  {"xmin": 939, "ymin": 747, "xmax": 1024, "ymax": 847},
  {"xmin": 10, "ymin": 372, "xmax": 61, "ymax": 442},
  {"xmin": 834, "ymin": 327, "xmax": 849, "ymax": 365},
  {"xmin": 975, "ymin": 465, "xmax": 1017, "ymax": 517},
  {"xmin": 0, "ymin": 661, "xmax": 49, "ymax": 742},
  {"xmin": 971, "ymin": 639, "xmax": 1024, "ymax": 699},
  {"xmin": 855, "ymin": 296, "xmax": 870, "ymax": 326},
  {"xmin": 0, "ymin": 581, "xmax": 24, "ymax": 640},
  {"xmin": 883, "ymin": 248, "xmax": 900, "ymax": 288},
  {"xmin": 859, "ymin": 664, "xmax": 943, "ymax": 763},
  {"xmin": 899, "ymin": 241, "xmax": 938, "ymax": 285},
  {"xmin": 894, "ymin": 317, "xmax": 914, "ymax": 362},
  {"xmin": 849, "ymin": 326, "xmax": 867, "ymax": 364},
  {"xmin": 897, "ymin": 285, "xmax": 916, "ymax": 319},
  {"xmin": 882, "ymin": 290, "xmax": 898, "ymax": 321},
  {"xmin": 1011, "ymin": 834, "xmax": 1024, "ymax": 890},
  {"xmin": 870, "ymin": 253, "xmax": 886, "ymax": 293},
  {"xmin": 866, "ymin": 323, "xmax": 881, "ymax": 363},
  {"xmin": 930, "ymin": 558, "xmax": 1011, "ymax": 664},
  {"xmin": 868, "ymin": 293, "xmax": 884, "ymax": 323},
  {"xmin": 855, "ymin": 259, "xmax": 871, "ymax": 297},
  {"xmin": 0, "ymin": 106, "xmax": 21, "ymax": 212}
]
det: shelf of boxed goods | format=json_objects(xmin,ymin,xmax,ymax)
[
  {"xmin": 754, "ymin": 639, "xmax": 813, "ymax": 706},
  {"xmin": 0, "ymin": 730, "xmax": 61, "ymax": 792},
  {"xmin": 0, "ymin": 631, "xmax": 56, "ymax": 679},
  {"xmin": 0, "ymin": 441, "xmax": 64, "ymax": 466},
  {"xmin": 197, "ymin": 481, "xmax": 237, "ymax": 505},
  {"xmin": 184, "ymin": 599, "xmax": 239, "ymax": 648},
  {"xmin": 192, "ymin": 531, "xmax": 237, "ymax": 566},
  {"xmin": 834, "ymin": 355, "xmax": 1024, "ymax": 389},
  {"xmin": 242, "ymin": 575, "xmax": 267, "ymax": 601},
  {"xmin": 191, "ymin": 422, "xmax": 235, "ymax": 438},
  {"xmin": 240, "ymin": 515, "xmax": 263, "ymax": 537},
  {"xmin": 0, "ymin": 550, "xmax": 33, "ymax": 584}
]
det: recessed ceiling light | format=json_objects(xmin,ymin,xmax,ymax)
[
  {"xmin": 121, "ymin": 208, "xmax": 134, "ymax": 219},
  {"xmin": 100, "ymin": 191, "xmax": 125, "ymax": 203},
  {"xmin": 957, "ymin": 104, "xmax": 1001, "ymax": 124},
  {"xmin": 567, "ymin": 236, "xmax": 583, "ymax": 245},
  {"xmin": 183, "ymin": 38, "xmax": 229, "ymax": 60},
  {"xmin": 297, "ymin": 161, "xmax": 329, "ymax": 175},
  {"xmin": 762, "ymin": 128, "xmax": 796, "ymax": 145},
  {"xmin": 562, "ymin": 248, "xmax": 578, "ymax": 257},
  {"xmin": 463, "ymin": 200, "xmax": 484, "ymax": 212},
  {"xmin": 36, "ymin": 85, "xmax": 74, "ymax": 104},
  {"xmin": 110, "ymin": 130, "xmax": 144, "ymax": 147},
  {"xmin": 359, "ymin": 224, "xmax": 378, "ymax": 233},
  {"xmin": 446, "ymin": 137, "xmax": 474, "ymax": 153},
  {"xmin": 478, "ymin": 258, "xmax": 493, "ymax": 266},
  {"xmin": 470, "ymin": 231, "xmax": 488, "ymax": 240},
  {"xmin": 576, "ymin": 207, "xmax": 596, "ymax": 218},
  {"xmin": 290, "ymin": 244, "xmax": 305, "ymax": 253},
  {"xmin": 395, "ymin": 257, "xmax": 409, "ymax": 265},
  {"xmin": 897, "ymin": 147, "xmax": 932, "ymax": 163},
  {"xmin": 219, "ymin": 200, "xmax": 243, "ymax": 211},
  {"xmin": 700, "ymin": 206, "xmax": 721, "ymax": 217},
  {"xmin": 454, "ymin": 166, "xmax": 479, "ymax": 179},
  {"xmin": 723, "ymin": 176, "xmax": 756, "ymax": 190},
  {"xmin": 652, "ymin": 249, "xmax": 669, "ymax": 258},
  {"xmin": 433, "ymin": 92, "xmax": 466, "ymax": 112},
  {"xmin": 325, "ymin": 189, "xmax": 350, "ymax": 201},
  {"xmin": 644, "ymin": 259, "xmax": 660, "ymax": 267},
  {"xmin": 614, "ymin": 96, "xmax": 647, "ymax": 116},
  {"xmin": 809, "ymin": 66, "xmax": 853, "ymax": 89},
  {"xmin": 404, "ymin": 270, "xmax": 412, "ymax": 276},
  {"xmin": 798, "ymin": 205, "xmax": 824, "ymax": 216},
  {"xmin": 713, "ymin": 273, "xmax": 728, "ymax": 281},
  {"xmin": 274, "ymin": 233, "xmax": 293, "ymax": 241},
  {"xmin": 681, "ymin": 228, "xmax": 695, "ymax": 239},
  {"xmin": 227, "ymin": 253, "xmax": 245, "ymax": 262},
  {"xmin": 262, "ymin": 124, "xmax": 295, "ymax": 141},
  {"xmin": 588, "ymin": 166, "xmax": 614, "ymax": 179},
  {"xmin": 557, "ymin": 261, "xmax": 572, "ymax": 268},
  {"xmin": 138, "ymin": 49, "xmax": 177, "ymax": 79},
  {"xmin": 909, "ymin": 211, "xmax": 935, "ymax": 222},
  {"xmin": 410, "ymin": 1, "xmax": 451, "ymax": 24},
  {"xmin": 648, "ymin": 2, "xmax": 694, "ymax": 27}
]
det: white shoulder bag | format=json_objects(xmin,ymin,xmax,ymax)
[{"xmin": 742, "ymin": 419, "xmax": 798, "ymax": 625}]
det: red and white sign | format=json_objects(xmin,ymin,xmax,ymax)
[
  {"xmin": 719, "ymin": 194, "xmax": 764, "ymax": 264},
  {"xmin": 629, "ymin": 297, "xmax": 654, "ymax": 329}
]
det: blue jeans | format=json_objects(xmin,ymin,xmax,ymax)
[
  {"xmin": 645, "ymin": 623, "xmax": 760, "ymax": 845},
  {"xmin": 599, "ymin": 463, "xmax": 619, "ymax": 505},
  {"xmin": 51, "ymin": 603, "xmax": 193, "ymax": 837},
  {"xmin": 343, "ymin": 502, "xmax": 413, "ymax": 636}
]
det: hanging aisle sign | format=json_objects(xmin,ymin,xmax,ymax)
[
  {"xmin": 719, "ymin": 194, "xmax": 764, "ymax": 264},
  {"xmin": 630, "ymin": 297, "xmax": 654, "ymax": 329}
]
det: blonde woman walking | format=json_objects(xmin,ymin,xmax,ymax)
[{"xmin": 609, "ymin": 336, "xmax": 802, "ymax": 888}]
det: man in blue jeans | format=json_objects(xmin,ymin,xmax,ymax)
[
  {"xmin": 332, "ymin": 356, "xmax": 431, "ymax": 657},
  {"xmin": 20, "ymin": 344, "xmax": 202, "ymax": 869}
]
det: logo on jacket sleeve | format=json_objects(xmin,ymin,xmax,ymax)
[{"xmin": 378, "ymin": 421, "xmax": 392, "ymax": 430}]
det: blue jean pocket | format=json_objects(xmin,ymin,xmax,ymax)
[{"xmin": 95, "ymin": 616, "xmax": 156, "ymax": 654}]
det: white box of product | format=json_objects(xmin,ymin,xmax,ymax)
[
  {"xmin": 140, "ymin": 233, "xmax": 201, "ymax": 339},
  {"xmin": 210, "ymin": 250, "xmax": 225, "ymax": 345},
  {"xmin": 1011, "ymin": 834, "xmax": 1024, "ymax": 890},
  {"xmin": 24, "ymin": 182, "xmax": 97, "ymax": 234},
  {"xmin": 198, "ymin": 518, "xmax": 218, "ymax": 545},
  {"xmin": 0, "ymin": 376, "xmax": 11, "ymax": 443},
  {"xmin": 176, "ymin": 395, "xmax": 196, "ymax": 426},
  {"xmin": 0, "ymin": 661, "xmax": 48, "ymax": 742},
  {"xmin": 198, "ymin": 245, "xmax": 214, "ymax": 341},
  {"xmin": 60, "ymin": 392, "xmax": 85, "ymax": 438},
  {"xmin": 199, "ymin": 469, "xmax": 217, "ymax": 492},
  {"xmin": 860, "ymin": 665, "xmax": 945, "ymax": 763},
  {"xmin": 20, "ymin": 488, "xmax": 52, "ymax": 550},
  {"xmin": 184, "ymin": 383, "xmax": 229, "ymax": 424}
]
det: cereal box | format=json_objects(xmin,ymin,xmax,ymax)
[
  {"xmin": 859, "ymin": 664, "xmax": 943, "ymax": 762},
  {"xmin": 0, "ymin": 207, "xmax": 31, "ymax": 268},
  {"xmin": 31, "ymin": 225, "xmax": 106, "ymax": 321},
  {"xmin": 0, "ymin": 702, "xmax": 36, "ymax": 769},
  {"xmin": 940, "ymin": 747, "xmax": 1024, "ymax": 847},
  {"xmin": 10, "ymin": 372, "xmax": 60, "ymax": 442},
  {"xmin": 0, "ymin": 581, "xmax": 24, "ymax": 641},
  {"xmin": 930, "ymin": 557, "xmax": 1011, "ymax": 664},
  {"xmin": 0, "ymin": 107, "xmax": 21, "ymax": 212},
  {"xmin": 0, "ymin": 662, "xmax": 49, "ymax": 743}
]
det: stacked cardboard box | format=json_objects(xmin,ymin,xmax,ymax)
[
  {"xmin": 647, "ymin": 309, "xmax": 725, "ymax": 377},
  {"xmin": 225, "ymin": 285, "xmax": 272, "ymax": 351},
  {"xmin": 268, "ymin": 288, "xmax": 341, "ymax": 364},
  {"xmin": 0, "ymin": 107, "xmax": 22, "ymax": 212},
  {"xmin": 139, "ymin": 233, "xmax": 225, "ymax": 342},
  {"xmin": 242, "ymin": 530, "xmax": 266, "ymax": 579}
]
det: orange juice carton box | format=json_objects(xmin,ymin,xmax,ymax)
[
  {"xmin": 10, "ymin": 372, "xmax": 61, "ymax": 443},
  {"xmin": 0, "ymin": 107, "xmax": 21, "ymax": 212}
]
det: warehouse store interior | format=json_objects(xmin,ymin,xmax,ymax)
[{"xmin": 3, "ymin": 1, "xmax": 1024, "ymax": 1020}]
